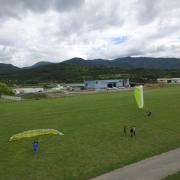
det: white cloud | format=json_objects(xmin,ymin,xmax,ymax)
[{"xmin": 0, "ymin": 0, "xmax": 180, "ymax": 67}]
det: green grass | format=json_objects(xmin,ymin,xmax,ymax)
[
  {"xmin": 0, "ymin": 86, "xmax": 180, "ymax": 180},
  {"xmin": 162, "ymin": 172, "xmax": 180, "ymax": 180},
  {"xmin": 20, "ymin": 93, "xmax": 48, "ymax": 100}
]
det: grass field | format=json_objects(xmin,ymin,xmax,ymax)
[
  {"xmin": 0, "ymin": 85, "xmax": 180, "ymax": 180},
  {"xmin": 162, "ymin": 172, "xmax": 180, "ymax": 180}
]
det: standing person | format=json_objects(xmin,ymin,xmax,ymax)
[
  {"xmin": 130, "ymin": 128, "xmax": 133, "ymax": 137},
  {"xmin": 133, "ymin": 127, "xmax": 136, "ymax": 136},
  {"xmin": 32, "ymin": 141, "xmax": 38, "ymax": 152},
  {"xmin": 147, "ymin": 111, "xmax": 152, "ymax": 117},
  {"xmin": 124, "ymin": 126, "xmax": 127, "ymax": 136}
]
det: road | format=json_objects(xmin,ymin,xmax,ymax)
[{"xmin": 92, "ymin": 148, "xmax": 180, "ymax": 180}]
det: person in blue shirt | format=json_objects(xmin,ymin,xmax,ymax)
[{"xmin": 32, "ymin": 141, "xmax": 38, "ymax": 152}]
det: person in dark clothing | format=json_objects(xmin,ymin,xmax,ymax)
[
  {"xmin": 32, "ymin": 141, "xmax": 38, "ymax": 152},
  {"xmin": 147, "ymin": 111, "xmax": 152, "ymax": 117},
  {"xmin": 130, "ymin": 128, "xmax": 133, "ymax": 137},
  {"xmin": 124, "ymin": 126, "xmax": 127, "ymax": 136}
]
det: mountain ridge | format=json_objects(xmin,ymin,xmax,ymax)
[
  {"xmin": 0, "ymin": 58, "xmax": 180, "ymax": 84},
  {"xmin": 1, "ymin": 57, "xmax": 180, "ymax": 74},
  {"xmin": 0, "ymin": 63, "xmax": 20, "ymax": 73},
  {"xmin": 62, "ymin": 57, "xmax": 180, "ymax": 69}
]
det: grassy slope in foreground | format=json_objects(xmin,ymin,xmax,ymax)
[
  {"xmin": 0, "ymin": 85, "xmax": 180, "ymax": 179},
  {"xmin": 162, "ymin": 172, "xmax": 180, "ymax": 180}
]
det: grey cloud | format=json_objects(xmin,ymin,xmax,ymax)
[
  {"xmin": 21, "ymin": 0, "xmax": 51, "ymax": 13},
  {"xmin": 0, "ymin": 0, "xmax": 85, "ymax": 18},
  {"xmin": 54, "ymin": 0, "xmax": 84, "ymax": 11},
  {"xmin": 1, "ymin": 0, "xmax": 180, "ymax": 66},
  {"xmin": 0, "ymin": 46, "xmax": 14, "ymax": 63},
  {"xmin": 55, "ymin": 1, "xmax": 124, "ymax": 40},
  {"xmin": 0, "ymin": 37, "xmax": 14, "ymax": 46},
  {"xmin": 135, "ymin": 0, "xmax": 180, "ymax": 25},
  {"xmin": 136, "ymin": 0, "xmax": 159, "ymax": 25},
  {"xmin": 153, "ymin": 44, "xmax": 180, "ymax": 53}
]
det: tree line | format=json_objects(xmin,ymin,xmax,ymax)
[{"xmin": 0, "ymin": 63, "xmax": 180, "ymax": 85}]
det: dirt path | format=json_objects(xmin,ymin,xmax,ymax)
[{"xmin": 92, "ymin": 148, "xmax": 180, "ymax": 180}]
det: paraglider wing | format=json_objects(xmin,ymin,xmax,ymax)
[
  {"xmin": 9, "ymin": 129, "xmax": 64, "ymax": 141},
  {"xmin": 134, "ymin": 85, "xmax": 144, "ymax": 109}
]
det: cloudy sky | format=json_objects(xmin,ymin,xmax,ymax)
[{"xmin": 0, "ymin": 0, "xmax": 180, "ymax": 67}]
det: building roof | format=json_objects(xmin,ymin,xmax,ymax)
[
  {"xmin": 157, "ymin": 78, "xmax": 180, "ymax": 80},
  {"xmin": 85, "ymin": 79, "xmax": 129, "ymax": 82},
  {"xmin": 66, "ymin": 83, "xmax": 84, "ymax": 87}
]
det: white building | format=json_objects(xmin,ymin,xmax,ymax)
[
  {"xmin": 157, "ymin": 78, "xmax": 180, "ymax": 84},
  {"xmin": 84, "ymin": 79, "xmax": 129, "ymax": 90},
  {"xmin": 14, "ymin": 88, "xmax": 44, "ymax": 95}
]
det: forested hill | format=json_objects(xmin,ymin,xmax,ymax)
[
  {"xmin": 1, "ymin": 57, "xmax": 180, "ymax": 73},
  {"xmin": 63, "ymin": 57, "xmax": 180, "ymax": 69},
  {"xmin": 0, "ymin": 63, "xmax": 19, "ymax": 73},
  {"xmin": 0, "ymin": 63, "xmax": 180, "ymax": 84},
  {"xmin": 1, "ymin": 57, "xmax": 180, "ymax": 84}
]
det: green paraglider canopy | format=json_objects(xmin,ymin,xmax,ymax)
[{"xmin": 134, "ymin": 85, "xmax": 144, "ymax": 109}]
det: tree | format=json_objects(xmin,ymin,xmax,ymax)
[{"xmin": 0, "ymin": 82, "xmax": 14, "ymax": 96}]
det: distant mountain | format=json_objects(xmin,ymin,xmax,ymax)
[
  {"xmin": 0, "ymin": 57, "xmax": 180, "ymax": 82},
  {"xmin": 112, "ymin": 57, "xmax": 180, "ymax": 69},
  {"xmin": 29, "ymin": 61, "xmax": 53, "ymax": 68},
  {"xmin": 63, "ymin": 57, "xmax": 111, "ymax": 67},
  {"xmin": 0, "ymin": 63, "xmax": 19, "ymax": 73},
  {"xmin": 63, "ymin": 57, "xmax": 180, "ymax": 69},
  {"xmin": 1, "ymin": 61, "xmax": 180, "ymax": 84},
  {"xmin": 1, "ymin": 57, "xmax": 180, "ymax": 84},
  {"xmin": 1, "ymin": 57, "xmax": 180, "ymax": 74}
]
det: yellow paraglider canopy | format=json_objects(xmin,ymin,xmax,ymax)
[{"xmin": 9, "ymin": 129, "xmax": 64, "ymax": 141}]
